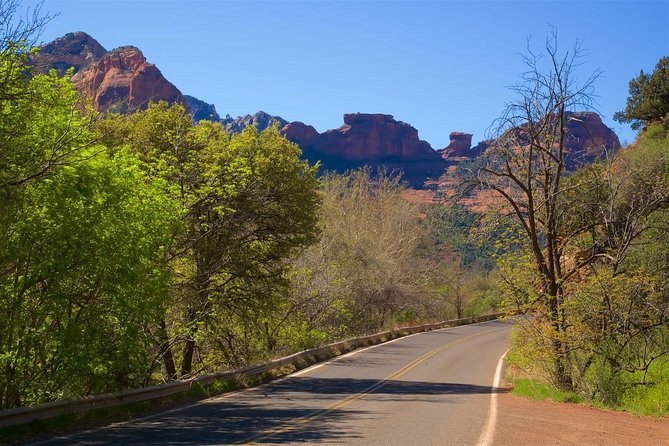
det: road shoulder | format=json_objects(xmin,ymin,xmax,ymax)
[{"xmin": 493, "ymin": 393, "xmax": 669, "ymax": 445}]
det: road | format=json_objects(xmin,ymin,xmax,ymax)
[{"xmin": 37, "ymin": 319, "xmax": 512, "ymax": 445}]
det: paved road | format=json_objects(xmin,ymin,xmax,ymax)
[{"xmin": 37, "ymin": 319, "xmax": 512, "ymax": 445}]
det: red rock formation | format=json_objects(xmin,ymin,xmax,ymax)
[
  {"xmin": 562, "ymin": 112, "xmax": 621, "ymax": 168},
  {"xmin": 31, "ymin": 31, "xmax": 107, "ymax": 76},
  {"xmin": 441, "ymin": 132, "xmax": 474, "ymax": 157},
  {"xmin": 282, "ymin": 121, "xmax": 320, "ymax": 144},
  {"xmin": 71, "ymin": 46, "xmax": 184, "ymax": 112},
  {"xmin": 280, "ymin": 113, "xmax": 447, "ymax": 186},
  {"xmin": 290, "ymin": 113, "xmax": 439, "ymax": 161}
]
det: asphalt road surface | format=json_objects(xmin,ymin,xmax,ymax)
[{"xmin": 36, "ymin": 319, "xmax": 512, "ymax": 445}]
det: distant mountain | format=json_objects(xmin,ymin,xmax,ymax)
[
  {"xmin": 31, "ymin": 32, "xmax": 622, "ymax": 189},
  {"xmin": 282, "ymin": 113, "xmax": 449, "ymax": 186},
  {"xmin": 32, "ymin": 32, "xmax": 191, "ymax": 114},
  {"xmin": 558, "ymin": 111, "xmax": 621, "ymax": 170},
  {"xmin": 72, "ymin": 45, "xmax": 186, "ymax": 113},
  {"xmin": 184, "ymin": 95, "xmax": 220, "ymax": 122},
  {"xmin": 220, "ymin": 111, "xmax": 288, "ymax": 133},
  {"xmin": 31, "ymin": 31, "xmax": 107, "ymax": 76}
]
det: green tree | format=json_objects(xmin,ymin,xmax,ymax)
[
  {"xmin": 614, "ymin": 56, "xmax": 669, "ymax": 130},
  {"xmin": 0, "ymin": 149, "xmax": 178, "ymax": 408},
  {"xmin": 98, "ymin": 104, "xmax": 320, "ymax": 378},
  {"xmin": 0, "ymin": 25, "xmax": 180, "ymax": 408}
]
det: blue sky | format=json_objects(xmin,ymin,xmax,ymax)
[{"xmin": 24, "ymin": 0, "xmax": 669, "ymax": 148}]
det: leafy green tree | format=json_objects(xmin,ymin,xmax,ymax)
[
  {"xmin": 614, "ymin": 56, "xmax": 669, "ymax": 130},
  {"xmin": 0, "ymin": 29, "xmax": 179, "ymax": 408},
  {"xmin": 0, "ymin": 149, "xmax": 178, "ymax": 408},
  {"xmin": 98, "ymin": 104, "xmax": 320, "ymax": 378}
]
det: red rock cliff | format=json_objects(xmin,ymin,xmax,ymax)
[
  {"xmin": 71, "ymin": 46, "xmax": 184, "ymax": 112},
  {"xmin": 284, "ymin": 113, "xmax": 441, "ymax": 162},
  {"xmin": 562, "ymin": 112, "xmax": 621, "ymax": 168}
]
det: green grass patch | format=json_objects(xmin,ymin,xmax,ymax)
[
  {"xmin": 618, "ymin": 361, "xmax": 669, "ymax": 417},
  {"xmin": 511, "ymin": 377, "xmax": 583, "ymax": 403},
  {"xmin": 621, "ymin": 381, "xmax": 669, "ymax": 416}
]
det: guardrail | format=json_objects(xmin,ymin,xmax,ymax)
[{"xmin": 0, "ymin": 312, "xmax": 503, "ymax": 428}]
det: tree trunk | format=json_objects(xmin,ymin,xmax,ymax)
[
  {"xmin": 180, "ymin": 308, "xmax": 200, "ymax": 377},
  {"xmin": 159, "ymin": 319, "xmax": 177, "ymax": 381}
]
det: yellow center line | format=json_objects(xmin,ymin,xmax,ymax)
[{"xmin": 237, "ymin": 326, "xmax": 507, "ymax": 445}]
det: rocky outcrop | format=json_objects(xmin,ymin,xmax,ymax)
[
  {"xmin": 184, "ymin": 95, "xmax": 220, "ymax": 122},
  {"xmin": 31, "ymin": 31, "xmax": 107, "ymax": 76},
  {"xmin": 562, "ymin": 112, "xmax": 621, "ymax": 169},
  {"xmin": 488, "ymin": 111, "xmax": 621, "ymax": 170},
  {"xmin": 440, "ymin": 132, "xmax": 475, "ymax": 157},
  {"xmin": 280, "ymin": 113, "xmax": 448, "ymax": 186},
  {"xmin": 282, "ymin": 121, "xmax": 320, "ymax": 143},
  {"xmin": 221, "ymin": 111, "xmax": 288, "ymax": 133},
  {"xmin": 30, "ymin": 33, "xmax": 622, "ymax": 189},
  {"xmin": 33, "ymin": 33, "xmax": 200, "ymax": 117},
  {"xmin": 293, "ymin": 113, "xmax": 440, "ymax": 161},
  {"xmin": 71, "ymin": 46, "xmax": 184, "ymax": 113}
]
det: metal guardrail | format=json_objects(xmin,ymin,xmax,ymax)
[{"xmin": 0, "ymin": 312, "xmax": 503, "ymax": 428}]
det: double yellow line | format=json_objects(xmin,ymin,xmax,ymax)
[{"xmin": 238, "ymin": 326, "xmax": 507, "ymax": 445}]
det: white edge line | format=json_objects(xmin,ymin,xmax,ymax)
[{"xmin": 477, "ymin": 348, "xmax": 509, "ymax": 446}]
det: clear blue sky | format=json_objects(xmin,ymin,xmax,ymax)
[{"xmin": 23, "ymin": 0, "xmax": 669, "ymax": 148}]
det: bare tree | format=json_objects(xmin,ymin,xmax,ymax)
[{"xmin": 472, "ymin": 30, "xmax": 601, "ymax": 389}]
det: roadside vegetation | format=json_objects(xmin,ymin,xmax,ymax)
[{"xmin": 480, "ymin": 34, "xmax": 669, "ymax": 416}]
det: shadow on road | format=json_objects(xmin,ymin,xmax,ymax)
[
  {"xmin": 42, "ymin": 403, "xmax": 363, "ymax": 445},
  {"xmin": 42, "ymin": 378, "xmax": 506, "ymax": 445},
  {"xmin": 265, "ymin": 376, "xmax": 508, "ymax": 397}
]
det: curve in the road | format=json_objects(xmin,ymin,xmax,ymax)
[
  {"xmin": 33, "ymin": 318, "xmax": 513, "ymax": 446},
  {"xmin": 241, "ymin": 327, "xmax": 508, "ymax": 444}
]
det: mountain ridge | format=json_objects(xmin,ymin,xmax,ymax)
[{"xmin": 30, "ymin": 31, "xmax": 621, "ymax": 188}]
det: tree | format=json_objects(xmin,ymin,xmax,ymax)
[
  {"xmin": 98, "ymin": 104, "xmax": 321, "ymax": 378},
  {"xmin": 614, "ymin": 56, "xmax": 669, "ymax": 130},
  {"xmin": 0, "ymin": 150, "xmax": 178, "ymax": 409},
  {"xmin": 287, "ymin": 170, "xmax": 441, "ymax": 336},
  {"xmin": 0, "ymin": 0, "xmax": 52, "ymax": 102},
  {"xmin": 486, "ymin": 46, "xmax": 669, "ymax": 392},
  {"xmin": 472, "ymin": 30, "xmax": 600, "ymax": 390}
]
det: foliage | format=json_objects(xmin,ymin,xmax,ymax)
[
  {"xmin": 505, "ymin": 121, "xmax": 669, "ymax": 408},
  {"xmin": 425, "ymin": 204, "xmax": 497, "ymax": 270},
  {"xmin": 0, "ymin": 20, "xmax": 185, "ymax": 409},
  {"xmin": 286, "ymin": 170, "xmax": 444, "ymax": 336},
  {"xmin": 510, "ymin": 378, "xmax": 583, "ymax": 404},
  {"xmin": 614, "ymin": 56, "xmax": 669, "ymax": 130},
  {"xmin": 0, "ymin": 149, "xmax": 178, "ymax": 408},
  {"xmin": 98, "ymin": 104, "xmax": 321, "ymax": 377}
]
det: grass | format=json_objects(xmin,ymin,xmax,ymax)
[
  {"xmin": 505, "ymin": 360, "xmax": 669, "ymax": 417},
  {"xmin": 618, "ymin": 361, "xmax": 669, "ymax": 417},
  {"xmin": 509, "ymin": 376, "xmax": 583, "ymax": 404}
]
